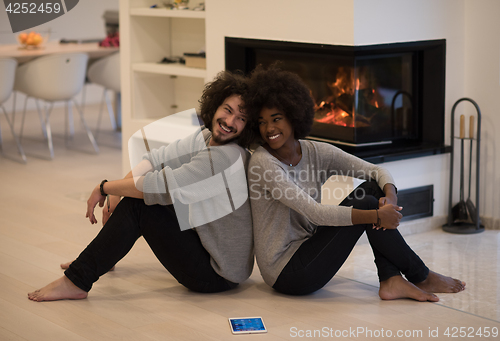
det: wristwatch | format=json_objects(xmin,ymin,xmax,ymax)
[{"xmin": 100, "ymin": 179, "xmax": 108, "ymax": 196}]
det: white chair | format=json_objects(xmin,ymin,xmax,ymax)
[
  {"xmin": 14, "ymin": 52, "xmax": 99, "ymax": 159},
  {"xmin": 0, "ymin": 58, "xmax": 26, "ymax": 163},
  {"xmin": 87, "ymin": 52, "xmax": 120, "ymax": 138}
]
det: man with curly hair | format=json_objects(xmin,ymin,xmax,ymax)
[{"xmin": 28, "ymin": 71, "xmax": 255, "ymax": 302}]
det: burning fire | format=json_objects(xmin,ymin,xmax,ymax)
[{"xmin": 314, "ymin": 66, "xmax": 381, "ymax": 128}]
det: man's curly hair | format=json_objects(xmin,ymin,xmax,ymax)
[
  {"xmin": 198, "ymin": 70, "xmax": 254, "ymax": 148},
  {"xmin": 244, "ymin": 65, "xmax": 315, "ymax": 141}
]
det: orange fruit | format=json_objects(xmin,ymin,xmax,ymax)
[
  {"xmin": 32, "ymin": 35, "xmax": 43, "ymax": 45},
  {"xmin": 18, "ymin": 33, "xmax": 28, "ymax": 43}
]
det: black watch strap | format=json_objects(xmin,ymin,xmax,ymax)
[{"xmin": 100, "ymin": 179, "xmax": 108, "ymax": 196}]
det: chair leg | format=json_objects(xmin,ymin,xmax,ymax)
[
  {"xmin": 35, "ymin": 99, "xmax": 48, "ymax": 139},
  {"xmin": 19, "ymin": 95, "xmax": 28, "ymax": 142},
  {"xmin": 44, "ymin": 102, "xmax": 55, "ymax": 159},
  {"xmin": 95, "ymin": 89, "xmax": 106, "ymax": 139},
  {"xmin": 67, "ymin": 101, "xmax": 75, "ymax": 138},
  {"xmin": 64, "ymin": 101, "xmax": 75, "ymax": 144},
  {"xmin": 95, "ymin": 89, "xmax": 118, "ymax": 139},
  {"xmin": 105, "ymin": 89, "xmax": 118, "ymax": 131},
  {"xmin": 0, "ymin": 105, "xmax": 27, "ymax": 163},
  {"xmin": 11, "ymin": 91, "xmax": 17, "ymax": 127},
  {"xmin": 19, "ymin": 96, "xmax": 46, "ymax": 142},
  {"xmin": 73, "ymin": 99, "xmax": 99, "ymax": 154},
  {"xmin": 80, "ymin": 83, "xmax": 87, "ymax": 116}
]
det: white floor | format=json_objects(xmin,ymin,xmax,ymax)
[{"xmin": 1, "ymin": 104, "xmax": 499, "ymax": 340}]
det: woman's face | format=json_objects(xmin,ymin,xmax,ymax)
[{"xmin": 258, "ymin": 107, "xmax": 294, "ymax": 150}]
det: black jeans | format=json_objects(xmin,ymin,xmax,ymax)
[
  {"xmin": 272, "ymin": 180, "xmax": 429, "ymax": 295},
  {"xmin": 65, "ymin": 197, "xmax": 237, "ymax": 293}
]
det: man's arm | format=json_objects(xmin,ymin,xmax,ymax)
[{"xmin": 86, "ymin": 160, "xmax": 153, "ymax": 225}]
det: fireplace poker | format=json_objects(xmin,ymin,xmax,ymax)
[
  {"xmin": 466, "ymin": 115, "xmax": 479, "ymax": 225},
  {"xmin": 451, "ymin": 115, "xmax": 468, "ymax": 222}
]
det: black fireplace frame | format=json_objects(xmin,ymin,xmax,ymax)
[{"xmin": 225, "ymin": 37, "xmax": 451, "ymax": 163}]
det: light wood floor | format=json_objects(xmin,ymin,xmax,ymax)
[{"xmin": 1, "ymin": 104, "xmax": 499, "ymax": 340}]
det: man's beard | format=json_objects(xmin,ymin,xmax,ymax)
[
  {"xmin": 211, "ymin": 119, "xmax": 239, "ymax": 145},
  {"xmin": 211, "ymin": 130, "xmax": 239, "ymax": 145}
]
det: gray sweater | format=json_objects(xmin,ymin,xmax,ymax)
[
  {"xmin": 248, "ymin": 140, "xmax": 395, "ymax": 286},
  {"xmin": 141, "ymin": 127, "xmax": 254, "ymax": 284}
]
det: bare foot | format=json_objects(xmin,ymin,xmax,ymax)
[
  {"xmin": 60, "ymin": 261, "xmax": 114, "ymax": 271},
  {"xmin": 379, "ymin": 275, "xmax": 439, "ymax": 302},
  {"xmin": 27, "ymin": 276, "xmax": 88, "ymax": 302},
  {"xmin": 415, "ymin": 270, "xmax": 465, "ymax": 293},
  {"xmin": 60, "ymin": 261, "xmax": 73, "ymax": 270}
]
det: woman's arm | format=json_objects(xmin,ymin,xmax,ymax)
[
  {"xmin": 379, "ymin": 183, "xmax": 398, "ymax": 207},
  {"xmin": 351, "ymin": 203, "xmax": 403, "ymax": 230}
]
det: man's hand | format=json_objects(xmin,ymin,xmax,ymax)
[
  {"xmin": 86, "ymin": 185, "xmax": 106, "ymax": 224},
  {"xmin": 102, "ymin": 195, "xmax": 121, "ymax": 226}
]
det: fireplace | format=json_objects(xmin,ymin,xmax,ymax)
[{"xmin": 225, "ymin": 38, "xmax": 450, "ymax": 163}]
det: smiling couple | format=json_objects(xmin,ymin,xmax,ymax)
[{"xmin": 28, "ymin": 66, "xmax": 464, "ymax": 303}]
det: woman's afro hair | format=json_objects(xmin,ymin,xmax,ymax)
[{"xmin": 244, "ymin": 64, "xmax": 315, "ymax": 140}]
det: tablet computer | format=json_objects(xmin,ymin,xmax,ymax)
[{"xmin": 228, "ymin": 317, "xmax": 267, "ymax": 334}]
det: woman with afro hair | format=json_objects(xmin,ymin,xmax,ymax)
[{"xmin": 245, "ymin": 65, "xmax": 465, "ymax": 300}]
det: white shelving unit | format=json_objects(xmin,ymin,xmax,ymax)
[{"xmin": 120, "ymin": 0, "xmax": 206, "ymax": 171}]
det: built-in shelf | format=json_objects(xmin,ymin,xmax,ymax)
[
  {"xmin": 132, "ymin": 62, "xmax": 207, "ymax": 78},
  {"xmin": 122, "ymin": 0, "xmax": 207, "ymax": 170},
  {"xmin": 130, "ymin": 8, "xmax": 206, "ymax": 19}
]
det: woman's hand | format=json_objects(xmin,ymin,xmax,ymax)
[
  {"xmin": 380, "ymin": 184, "xmax": 398, "ymax": 208},
  {"xmin": 86, "ymin": 185, "xmax": 106, "ymax": 225},
  {"xmin": 376, "ymin": 204, "xmax": 403, "ymax": 230},
  {"xmin": 102, "ymin": 195, "xmax": 121, "ymax": 226},
  {"xmin": 379, "ymin": 196, "xmax": 397, "ymax": 207}
]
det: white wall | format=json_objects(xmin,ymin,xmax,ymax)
[
  {"xmin": 464, "ymin": 0, "xmax": 500, "ymax": 225},
  {"xmin": 353, "ymin": 0, "xmax": 466, "ymax": 218},
  {"xmin": 0, "ymin": 0, "xmax": 119, "ymax": 44},
  {"xmin": 205, "ymin": 0, "xmax": 355, "ymax": 79},
  {"xmin": 206, "ymin": 0, "xmax": 467, "ymax": 218},
  {"xmin": 0, "ymin": 0, "xmax": 119, "ymax": 112}
]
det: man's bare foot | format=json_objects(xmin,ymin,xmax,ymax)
[
  {"xmin": 27, "ymin": 276, "xmax": 88, "ymax": 302},
  {"xmin": 415, "ymin": 270, "xmax": 465, "ymax": 293},
  {"xmin": 60, "ymin": 261, "xmax": 73, "ymax": 270},
  {"xmin": 379, "ymin": 275, "xmax": 439, "ymax": 302},
  {"xmin": 60, "ymin": 261, "xmax": 114, "ymax": 271}
]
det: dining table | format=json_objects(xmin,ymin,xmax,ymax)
[
  {"xmin": 0, "ymin": 40, "xmax": 118, "ymax": 64},
  {"xmin": 0, "ymin": 40, "xmax": 121, "ymax": 129}
]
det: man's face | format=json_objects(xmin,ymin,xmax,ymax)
[{"xmin": 210, "ymin": 94, "xmax": 247, "ymax": 146}]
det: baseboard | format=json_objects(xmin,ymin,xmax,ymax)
[{"xmin": 480, "ymin": 216, "xmax": 500, "ymax": 230}]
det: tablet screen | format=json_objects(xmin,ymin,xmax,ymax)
[{"xmin": 229, "ymin": 317, "xmax": 267, "ymax": 334}]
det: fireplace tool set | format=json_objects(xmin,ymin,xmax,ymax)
[{"xmin": 443, "ymin": 98, "xmax": 484, "ymax": 234}]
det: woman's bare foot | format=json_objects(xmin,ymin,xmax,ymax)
[
  {"xmin": 60, "ymin": 261, "xmax": 114, "ymax": 271},
  {"xmin": 415, "ymin": 270, "xmax": 465, "ymax": 293},
  {"xmin": 27, "ymin": 276, "xmax": 88, "ymax": 302},
  {"xmin": 379, "ymin": 275, "xmax": 439, "ymax": 302}
]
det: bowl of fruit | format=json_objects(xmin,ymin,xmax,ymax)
[{"xmin": 18, "ymin": 31, "xmax": 47, "ymax": 49}]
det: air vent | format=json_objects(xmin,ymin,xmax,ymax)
[{"xmin": 398, "ymin": 185, "xmax": 433, "ymax": 221}]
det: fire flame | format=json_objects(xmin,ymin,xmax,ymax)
[{"xmin": 314, "ymin": 66, "xmax": 380, "ymax": 128}]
